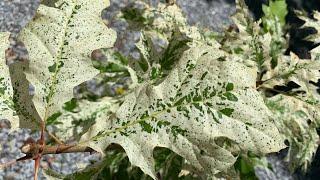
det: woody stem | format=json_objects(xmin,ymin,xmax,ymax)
[{"xmin": 21, "ymin": 143, "xmax": 122, "ymax": 156}]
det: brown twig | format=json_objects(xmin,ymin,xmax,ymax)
[
  {"xmin": 21, "ymin": 144, "xmax": 94, "ymax": 155},
  {"xmin": 0, "ymin": 142, "xmax": 122, "ymax": 176},
  {"xmin": 21, "ymin": 143, "xmax": 122, "ymax": 156},
  {"xmin": 33, "ymin": 120, "xmax": 46, "ymax": 180},
  {"xmin": 34, "ymin": 157, "xmax": 41, "ymax": 180}
]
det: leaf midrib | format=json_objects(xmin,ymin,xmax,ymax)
[
  {"xmin": 90, "ymin": 85, "xmax": 237, "ymax": 142},
  {"xmin": 43, "ymin": 2, "xmax": 78, "ymax": 121}
]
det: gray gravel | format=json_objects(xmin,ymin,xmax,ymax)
[
  {"xmin": 105, "ymin": 0, "xmax": 235, "ymax": 57},
  {"xmin": 177, "ymin": 0, "xmax": 235, "ymax": 31},
  {"xmin": 255, "ymin": 154, "xmax": 295, "ymax": 180},
  {"xmin": 0, "ymin": 0, "xmax": 40, "ymax": 35},
  {"xmin": 0, "ymin": 126, "xmax": 35, "ymax": 179}
]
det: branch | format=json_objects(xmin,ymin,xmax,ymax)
[
  {"xmin": 21, "ymin": 144, "xmax": 94, "ymax": 155},
  {"xmin": 21, "ymin": 143, "xmax": 122, "ymax": 156},
  {"xmin": 0, "ymin": 144, "xmax": 120, "ymax": 172},
  {"xmin": 0, "ymin": 143, "xmax": 122, "ymax": 171}
]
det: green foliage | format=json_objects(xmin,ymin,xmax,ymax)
[
  {"xmin": 262, "ymin": 0, "xmax": 288, "ymax": 32},
  {"xmin": 223, "ymin": 0, "xmax": 320, "ymax": 173},
  {"xmin": 235, "ymin": 153, "xmax": 270, "ymax": 180},
  {"xmin": 45, "ymin": 148, "xmax": 195, "ymax": 180},
  {"xmin": 266, "ymin": 95, "xmax": 319, "ymax": 172},
  {"xmin": 262, "ymin": 0, "xmax": 288, "ymax": 69}
]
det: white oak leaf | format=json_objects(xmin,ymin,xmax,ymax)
[
  {"xmin": 17, "ymin": 0, "xmax": 116, "ymax": 123},
  {"xmin": 261, "ymin": 53, "xmax": 320, "ymax": 102},
  {"xmin": 267, "ymin": 95, "xmax": 320, "ymax": 171},
  {"xmin": 0, "ymin": 32, "xmax": 20, "ymax": 130},
  {"xmin": 74, "ymin": 43, "xmax": 284, "ymax": 179}
]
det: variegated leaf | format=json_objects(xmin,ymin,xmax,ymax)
[
  {"xmin": 74, "ymin": 43, "xmax": 284, "ymax": 179},
  {"xmin": 0, "ymin": 32, "xmax": 20, "ymax": 130},
  {"xmin": 261, "ymin": 53, "xmax": 320, "ymax": 102},
  {"xmin": 17, "ymin": 0, "xmax": 116, "ymax": 126},
  {"xmin": 267, "ymin": 95, "xmax": 320, "ymax": 171}
]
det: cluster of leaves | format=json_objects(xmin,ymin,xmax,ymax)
[
  {"xmin": 223, "ymin": 0, "xmax": 320, "ymax": 174},
  {"xmin": 0, "ymin": 0, "xmax": 320, "ymax": 179}
]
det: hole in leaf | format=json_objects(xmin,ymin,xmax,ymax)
[{"xmin": 284, "ymin": 139, "xmax": 290, "ymax": 146}]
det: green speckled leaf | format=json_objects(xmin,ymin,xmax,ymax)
[
  {"xmin": 9, "ymin": 61, "xmax": 43, "ymax": 130},
  {"xmin": 267, "ymin": 95, "xmax": 320, "ymax": 171},
  {"xmin": 261, "ymin": 53, "xmax": 320, "ymax": 98},
  {"xmin": 0, "ymin": 32, "xmax": 19, "ymax": 130},
  {"xmin": 131, "ymin": 3, "xmax": 206, "ymax": 82},
  {"xmin": 223, "ymin": 0, "xmax": 286, "ymax": 74},
  {"xmin": 226, "ymin": 3, "xmax": 320, "ymax": 173},
  {"xmin": 17, "ymin": 0, "xmax": 116, "ymax": 124},
  {"xmin": 53, "ymin": 48, "xmax": 138, "ymax": 140},
  {"xmin": 54, "ymin": 96, "xmax": 119, "ymax": 141},
  {"xmin": 70, "ymin": 43, "xmax": 284, "ymax": 179}
]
